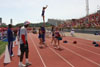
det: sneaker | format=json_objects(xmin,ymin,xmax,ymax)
[
  {"xmin": 54, "ymin": 46, "xmax": 57, "ymax": 49},
  {"xmin": 17, "ymin": 55, "xmax": 20, "ymax": 57},
  {"xmin": 19, "ymin": 63, "xmax": 26, "ymax": 67},
  {"xmin": 39, "ymin": 45, "xmax": 43, "ymax": 49},
  {"xmin": 11, "ymin": 54, "xmax": 14, "ymax": 57},
  {"xmin": 57, "ymin": 47, "xmax": 63, "ymax": 51},
  {"xmin": 26, "ymin": 62, "xmax": 31, "ymax": 66}
]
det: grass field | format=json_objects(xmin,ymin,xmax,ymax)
[{"xmin": 0, "ymin": 41, "xmax": 7, "ymax": 56}]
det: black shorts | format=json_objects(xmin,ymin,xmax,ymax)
[
  {"xmin": 38, "ymin": 34, "xmax": 42, "ymax": 38},
  {"xmin": 42, "ymin": 13, "xmax": 44, "ymax": 16},
  {"xmin": 20, "ymin": 41, "xmax": 29, "ymax": 52},
  {"xmin": 42, "ymin": 11, "xmax": 44, "ymax": 16},
  {"xmin": 52, "ymin": 33, "xmax": 54, "ymax": 36}
]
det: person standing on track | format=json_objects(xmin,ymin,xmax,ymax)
[
  {"xmin": 7, "ymin": 24, "xmax": 14, "ymax": 57},
  {"xmin": 17, "ymin": 26, "xmax": 21, "ymax": 56},
  {"xmin": 38, "ymin": 27, "xmax": 43, "ymax": 48},
  {"xmin": 18, "ymin": 26, "xmax": 21, "ymax": 41},
  {"xmin": 51, "ymin": 25, "xmax": 55, "ymax": 44},
  {"xmin": 54, "ymin": 27, "xmax": 62, "ymax": 49},
  {"xmin": 40, "ymin": 26, "xmax": 48, "ymax": 47},
  {"xmin": 19, "ymin": 21, "xmax": 31, "ymax": 67},
  {"xmin": 70, "ymin": 29, "xmax": 75, "ymax": 37},
  {"xmin": 41, "ymin": 5, "xmax": 48, "ymax": 46}
]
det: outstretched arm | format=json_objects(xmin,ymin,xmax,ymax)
[{"xmin": 44, "ymin": 5, "xmax": 48, "ymax": 9}]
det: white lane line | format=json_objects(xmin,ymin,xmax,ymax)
[
  {"xmin": 76, "ymin": 39, "xmax": 100, "ymax": 50},
  {"xmin": 49, "ymin": 47, "xmax": 75, "ymax": 67},
  {"xmin": 64, "ymin": 37, "xmax": 100, "ymax": 50},
  {"xmin": 61, "ymin": 46, "xmax": 100, "ymax": 66},
  {"xmin": 46, "ymin": 39, "xmax": 75, "ymax": 67},
  {"xmin": 79, "ymin": 43, "xmax": 100, "ymax": 50},
  {"xmin": 29, "ymin": 34, "xmax": 47, "ymax": 67},
  {"xmin": 71, "ymin": 45, "xmax": 100, "ymax": 56},
  {"xmin": 32, "ymin": 34, "xmax": 75, "ymax": 67}
]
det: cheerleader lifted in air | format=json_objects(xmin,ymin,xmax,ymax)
[{"xmin": 41, "ymin": 5, "xmax": 48, "ymax": 25}]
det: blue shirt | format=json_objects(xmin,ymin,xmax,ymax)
[
  {"xmin": 7, "ymin": 28, "xmax": 13, "ymax": 42},
  {"xmin": 41, "ymin": 27, "xmax": 45, "ymax": 34}
]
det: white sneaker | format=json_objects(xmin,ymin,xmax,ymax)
[
  {"xmin": 19, "ymin": 63, "xmax": 26, "ymax": 67},
  {"xmin": 11, "ymin": 54, "xmax": 14, "ymax": 57},
  {"xmin": 54, "ymin": 46, "xmax": 57, "ymax": 49},
  {"xmin": 26, "ymin": 62, "xmax": 31, "ymax": 66}
]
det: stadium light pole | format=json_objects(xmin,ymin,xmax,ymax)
[
  {"xmin": 10, "ymin": 19, "xmax": 13, "ymax": 25},
  {"xmin": 85, "ymin": 0, "xmax": 89, "ymax": 23},
  {"xmin": 86, "ymin": 0, "xmax": 89, "ymax": 16}
]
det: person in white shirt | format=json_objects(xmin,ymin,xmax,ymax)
[
  {"xmin": 70, "ymin": 29, "xmax": 75, "ymax": 37},
  {"xmin": 19, "ymin": 21, "xmax": 31, "ymax": 67}
]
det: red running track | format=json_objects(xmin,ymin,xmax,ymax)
[{"xmin": 0, "ymin": 33, "xmax": 100, "ymax": 67}]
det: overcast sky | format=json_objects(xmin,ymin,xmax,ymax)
[{"xmin": 0, "ymin": 0, "xmax": 100, "ymax": 25}]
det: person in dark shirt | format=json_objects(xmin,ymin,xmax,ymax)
[
  {"xmin": 38, "ymin": 27, "xmax": 43, "ymax": 48},
  {"xmin": 51, "ymin": 25, "xmax": 55, "ymax": 44},
  {"xmin": 40, "ymin": 26, "xmax": 48, "ymax": 47},
  {"xmin": 7, "ymin": 24, "xmax": 14, "ymax": 57},
  {"xmin": 41, "ymin": 26, "xmax": 45, "ymax": 43},
  {"xmin": 54, "ymin": 27, "xmax": 62, "ymax": 49}
]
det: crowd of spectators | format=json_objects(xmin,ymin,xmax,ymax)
[{"xmin": 59, "ymin": 11, "xmax": 100, "ymax": 29}]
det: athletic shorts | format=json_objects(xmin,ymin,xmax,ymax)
[
  {"xmin": 38, "ymin": 34, "xmax": 42, "ymax": 38},
  {"xmin": 42, "ymin": 11, "xmax": 44, "ymax": 16},
  {"xmin": 52, "ymin": 33, "xmax": 54, "ymax": 36}
]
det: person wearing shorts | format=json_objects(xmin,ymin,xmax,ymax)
[
  {"xmin": 41, "ymin": 5, "xmax": 48, "ymax": 26},
  {"xmin": 51, "ymin": 25, "xmax": 55, "ymax": 44},
  {"xmin": 38, "ymin": 28, "xmax": 43, "ymax": 48},
  {"xmin": 54, "ymin": 27, "xmax": 61, "ymax": 49}
]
